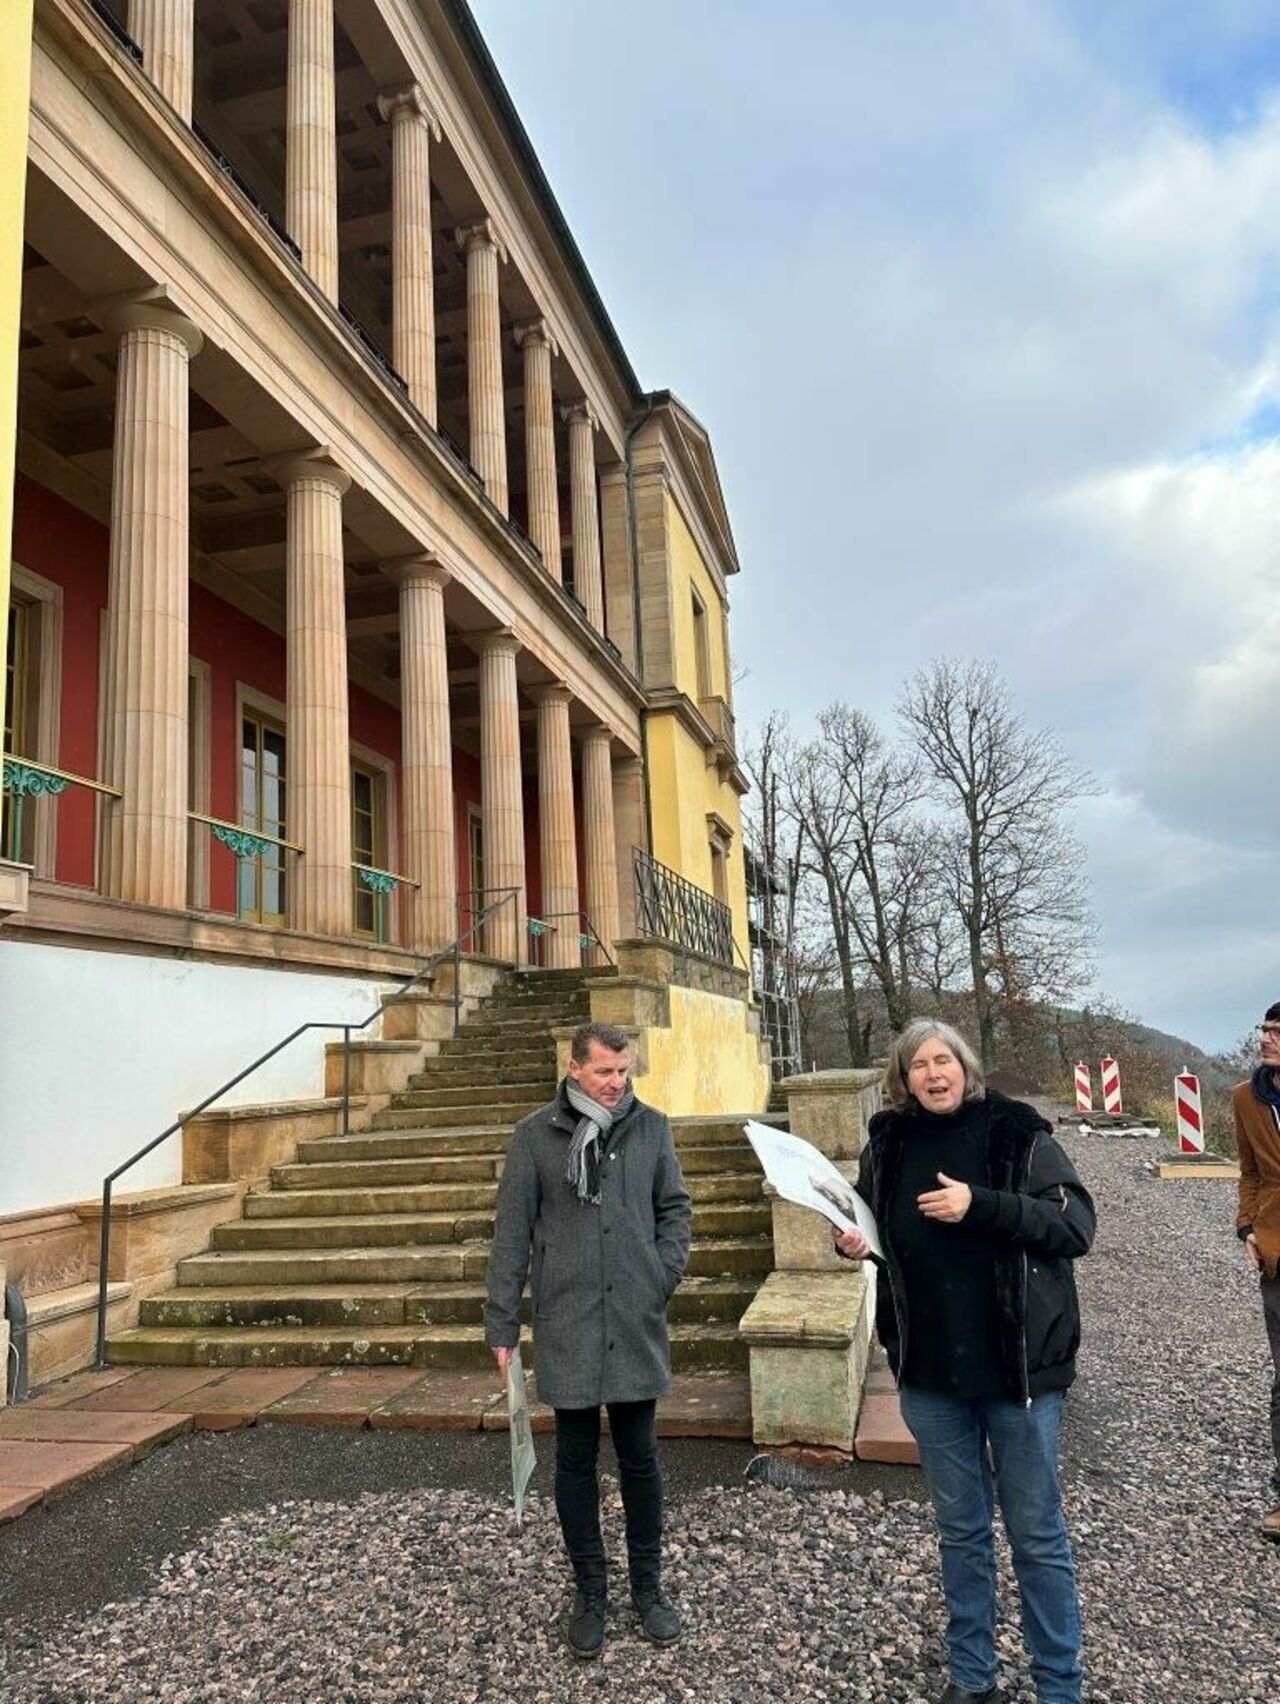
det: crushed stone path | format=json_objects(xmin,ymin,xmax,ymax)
[{"xmin": 2, "ymin": 1131, "xmax": 1278, "ymax": 1703}]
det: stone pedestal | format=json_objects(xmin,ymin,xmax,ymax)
[
  {"xmin": 391, "ymin": 555, "xmax": 455, "ymax": 951},
  {"xmin": 780, "ymin": 1068, "xmax": 882, "ymax": 1161},
  {"xmin": 287, "ymin": 0, "xmax": 339, "ymax": 300},
  {"xmin": 101, "ymin": 296, "xmax": 203, "ymax": 910},
  {"xmin": 0, "ymin": 859, "xmax": 31, "ymax": 924},
  {"xmin": 767, "ymin": 1164, "xmax": 863, "ymax": 1271},
  {"xmin": 564, "ymin": 401, "xmax": 604, "ymax": 629},
  {"xmin": 516, "ymin": 320, "xmax": 561, "ymax": 579},
  {"xmin": 377, "ymin": 84, "xmax": 440, "ymax": 422},
  {"xmin": 475, "ymin": 629, "xmax": 525, "ymax": 964},
  {"xmin": 458, "ymin": 220, "xmax": 508, "ymax": 512},
  {"xmin": 739, "ymin": 1269, "xmax": 874, "ymax": 1450}
]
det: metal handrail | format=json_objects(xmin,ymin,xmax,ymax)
[
  {"xmin": 538, "ymin": 909, "xmax": 616, "ymax": 969},
  {"xmin": 632, "ymin": 844, "xmax": 735, "ymax": 967},
  {"xmin": 93, "ymin": 888, "xmax": 519, "ymax": 1366},
  {"xmin": 189, "ymin": 810, "xmax": 301, "ymax": 855}
]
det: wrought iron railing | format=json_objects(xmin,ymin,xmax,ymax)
[
  {"xmin": 538, "ymin": 910, "xmax": 615, "ymax": 969},
  {"xmin": 190, "ymin": 120, "xmax": 302, "ymax": 261},
  {"xmin": 93, "ymin": 887, "xmax": 519, "ymax": 1366},
  {"xmin": 2, "ymin": 756, "xmax": 121, "ymax": 863},
  {"xmin": 632, "ymin": 845, "xmax": 734, "ymax": 967},
  {"xmin": 352, "ymin": 861, "xmax": 418, "ymax": 945},
  {"xmin": 85, "ymin": 0, "xmax": 143, "ymax": 62}
]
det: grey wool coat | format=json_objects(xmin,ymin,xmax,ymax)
[{"xmin": 483, "ymin": 1083, "xmax": 693, "ymax": 1409}]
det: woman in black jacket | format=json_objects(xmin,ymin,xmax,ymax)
[{"xmin": 835, "ymin": 1019, "xmax": 1095, "ymax": 1704}]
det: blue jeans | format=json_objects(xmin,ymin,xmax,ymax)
[{"xmin": 899, "ymin": 1386, "xmax": 1083, "ymax": 1704}]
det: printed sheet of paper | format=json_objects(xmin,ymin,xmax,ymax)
[
  {"xmin": 506, "ymin": 1346, "xmax": 537, "ymax": 1526},
  {"xmin": 743, "ymin": 1119, "xmax": 884, "ymax": 1260}
]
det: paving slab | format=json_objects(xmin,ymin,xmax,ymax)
[
  {"xmin": 480, "ymin": 1374, "xmax": 555, "ymax": 1434},
  {"xmin": 27, "ymin": 1369, "xmax": 134, "ymax": 1409},
  {"xmin": 854, "ymin": 1390, "xmax": 919, "ymax": 1465},
  {"xmin": 0, "ymin": 1484, "xmax": 44, "ymax": 1522},
  {"xmin": 168, "ymin": 1369, "xmax": 324, "ymax": 1431},
  {"xmin": 259, "ymin": 1367, "xmax": 425, "ymax": 1427},
  {"xmin": 0, "ymin": 1410, "xmax": 192, "ymax": 1457},
  {"xmin": 656, "ymin": 1374, "xmax": 752, "ymax": 1439},
  {"xmin": 0, "ymin": 1440, "xmax": 134, "ymax": 1498},
  {"xmin": 369, "ymin": 1371, "xmax": 502, "ymax": 1431},
  {"xmin": 68, "ymin": 1368, "xmax": 228, "ymax": 1411}
]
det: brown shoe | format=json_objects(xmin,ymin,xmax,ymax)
[{"xmin": 1260, "ymin": 1505, "xmax": 1280, "ymax": 1542}]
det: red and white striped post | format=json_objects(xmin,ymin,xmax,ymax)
[
  {"xmin": 1074, "ymin": 1061, "xmax": 1093, "ymax": 1114},
  {"xmin": 1100, "ymin": 1056, "xmax": 1123, "ymax": 1114},
  {"xmin": 1175, "ymin": 1070, "xmax": 1204, "ymax": 1154}
]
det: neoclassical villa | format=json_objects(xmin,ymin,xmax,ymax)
[{"xmin": 0, "ymin": 0, "xmax": 775, "ymax": 1382}]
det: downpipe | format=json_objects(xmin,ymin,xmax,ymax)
[{"xmin": 5, "ymin": 1283, "xmax": 29, "ymax": 1405}]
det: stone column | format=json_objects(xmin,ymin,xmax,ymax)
[
  {"xmin": 581, "ymin": 725, "xmax": 621, "ymax": 952},
  {"xmin": 101, "ymin": 295, "xmax": 203, "ymax": 910},
  {"xmin": 377, "ymin": 84, "xmax": 441, "ymax": 424},
  {"xmin": 533, "ymin": 685, "xmax": 579, "ymax": 968},
  {"xmin": 287, "ymin": 0, "xmax": 339, "ymax": 301},
  {"xmin": 516, "ymin": 320, "xmax": 561, "ymax": 580},
  {"xmin": 611, "ymin": 754, "xmax": 646, "ymax": 940},
  {"xmin": 389, "ymin": 554, "xmax": 456, "ymax": 952},
  {"xmin": 457, "ymin": 220, "xmax": 508, "ymax": 512},
  {"xmin": 282, "ymin": 453, "xmax": 352, "ymax": 936},
  {"xmin": 475, "ymin": 629, "xmax": 525, "ymax": 963},
  {"xmin": 128, "ymin": 0, "xmax": 194, "ymax": 120},
  {"xmin": 564, "ymin": 402, "xmax": 604, "ymax": 630}
]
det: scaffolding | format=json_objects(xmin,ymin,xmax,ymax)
[{"xmin": 744, "ymin": 838, "xmax": 803, "ymax": 1081}]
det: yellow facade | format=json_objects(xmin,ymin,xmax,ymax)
[
  {"xmin": 641, "ymin": 982, "xmax": 771, "ymax": 1115},
  {"xmin": 0, "ymin": 1, "xmax": 33, "ymax": 748},
  {"xmin": 645, "ymin": 492, "xmax": 750, "ymax": 962}
]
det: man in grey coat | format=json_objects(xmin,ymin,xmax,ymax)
[{"xmin": 484, "ymin": 1020, "xmax": 692, "ymax": 1659}]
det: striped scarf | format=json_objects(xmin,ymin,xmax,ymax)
[{"xmin": 563, "ymin": 1078, "xmax": 634, "ymax": 1205}]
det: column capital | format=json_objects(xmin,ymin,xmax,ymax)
[
  {"xmin": 266, "ymin": 447, "xmax": 352, "ymax": 496},
  {"xmin": 530, "ymin": 681, "xmax": 573, "ymax": 709},
  {"xmin": 456, "ymin": 217, "xmax": 508, "ymax": 265},
  {"xmin": 101, "ymin": 287, "xmax": 203, "ymax": 359},
  {"xmin": 581, "ymin": 722, "xmax": 614, "ymax": 750},
  {"xmin": 514, "ymin": 317, "xmax": 559, "ymax": 359},
  {"xmin": 377, "ymin": 81, "xmax": 442, "ymax": 139},
  {"xmin": 385, "ymin": 551, "xmax": 451, "ymax": 592},
  {"xmin": 561, "ymin": 398, "xmax": 599, "ymax": 432},
  {"xmin": 472, "ymin": 626, "xmax": 521, "ymax": 660}
]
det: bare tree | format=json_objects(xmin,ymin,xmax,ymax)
[{"xmin": 899, "ymin": 660, "xmax": 1095, "ymax": 1069}]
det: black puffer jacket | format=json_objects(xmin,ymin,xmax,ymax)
[{"xmin": 855, "ymin": 1090, "xmax": 1096, "ymax": 1402}]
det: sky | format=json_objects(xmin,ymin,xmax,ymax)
[{"xmin": 470, "ymin": 0, "xmax": 1280, "ymax": 1053}]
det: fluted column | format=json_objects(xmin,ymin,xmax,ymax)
[
  {"xmin": 457, "ymin": 220, "xmax": 508, "ymax": 512},
  {"xmin": 101, "ymin": 296, "xmax": 203, "ymax": 909},
  {"xmin": 287, "ymin": 0, "xmax": 339, "ymax": 301},
  {"xmin": 516, "ymin": 320, "xmax": 561, "ymax": 580},
  {"xmin": 564, "ymin": 401, "xmax": 604, "ymax": 630},
  {"xmin": 475, "ymin": 629, "xmax": 525, "ymax": 964},
  {"xmin": 611, "ymin": 755, "xmax": 646, "ymax": 940},
  {"xmin": 581, "ymin": 725, "xmax": 621, "ymax": 952},
  {"xmin": 389, "ymin": 554, "xmax": 456, "ymax": 952},
  {"xmin": 533, "ymin": 685, "xmax": 579, "ymax": 968},
  {"xmin": 377, "ymin": 84, "xmax": 441, "ymax": 423},
  {"xmin": 281, "ymin": 453, "xmax": 351, "ymax": 936},
  {"xmin": 128, "ymin": 0, "xmax": 194, "ymax": 120}
]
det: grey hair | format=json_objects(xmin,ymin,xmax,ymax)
[
  {"xmin": 570, "ymin": 1021, "xmax": 632, "ymax": 1064},
  {"xmin": 883, "ymin": 1018, "xmax": 985, "ymax": 1111}
]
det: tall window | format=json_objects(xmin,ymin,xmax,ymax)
[
  {"xmin": 3, "ymin": 600, "xmax": 34, "ymax": 863},
  {"xmin": 691, "ymin": 586, "xmax": 712, "ymax": 701},
  {"xmin": 351, "ymin": 762, "xmax": 387, "ymax": 937},
  {"xmin": 240, "ymin": 713, "xmax": 287, "ymax": 925},
  {"xmin": 467, "ymin": 807, "xmax": 485, "ymax": 935}
]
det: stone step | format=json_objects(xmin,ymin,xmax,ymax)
[
  {"xmin": 389, "ymin": 1079, "xmax": 554, "ymax": 1110},
  {"xmin": 295, "ymin": 1128, "xmax": 512, "ymax": 1164},
  {"xmin": 106, "ymin": 1321, "xmax": 746, "ymax": 1373},
  {"xmin": 209, "ymin": 1213, "xmax": 495, "ymax": 1253},
  {"xmin": 270, "ymin": 1154, "xmax": 503, "ymax": 1191},
  {"xmin": 420, "ymin": 1049, "xmax": 555, "ymax": 1077},
  {"xmin": 244, "ymin": 1182, "xmax": 499, "ymax": 1219},
  {"xmin": 139, "ymin": 1276, "xmax": 758, "ymax": 1331},
  {"xmin": 370, "ymin": 1102, "xmax": 545, "ymax": 1130},
  {"xmin": 183, "ymin": 1235, "xmax": 772, "ymax": 1287},
  {"xmin": 678, "ymin": 1143, "xmax": 760, "ymax": 1176}
]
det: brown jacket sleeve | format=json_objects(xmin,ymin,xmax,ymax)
[{"xmin": 1234, "ymin": 1084, "xmax": 1260, "ymax": 1237}]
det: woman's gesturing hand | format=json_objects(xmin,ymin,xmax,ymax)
[
  {"xmin": 832, "ymin": 1227, "xmax": 871, "ymax": 1260},
  {"xmin": 917, "ymin": 1172, "xmax": 972, "ymax": 1224}
]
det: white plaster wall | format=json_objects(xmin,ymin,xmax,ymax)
[{"xmin": 0, "ymin": 942, "xmax": 395, "ymax": 1215}]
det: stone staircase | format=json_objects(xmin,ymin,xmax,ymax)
[{"xmin": 106, "ymin": 968, "xmax": 776, "ymax": 1380}]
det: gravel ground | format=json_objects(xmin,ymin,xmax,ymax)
[{"xmin": 3, "ymin": 1132, "xmax": 1278, "ymax": 1703}]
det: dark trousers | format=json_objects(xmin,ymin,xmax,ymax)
[
  {"xmin": 553, "ymin": 1399, "xmax": 662, "ymax": 1595},
  {"xmin": 1263, "ymin": 1275, "xmax": 1280, "ymax": 1495}
]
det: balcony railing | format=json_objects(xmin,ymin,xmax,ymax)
[
  {"xmin": 2, "ymin": 756, "xmax": 121, "ymax": 863},
  {"xmin": 633, "ymin": 845, "xmax": 734, "ymax": 967}
]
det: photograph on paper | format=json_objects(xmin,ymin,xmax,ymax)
[{"xmin": 742, "ymin": 1119, "xmax": 883, "ymax": 1260}]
